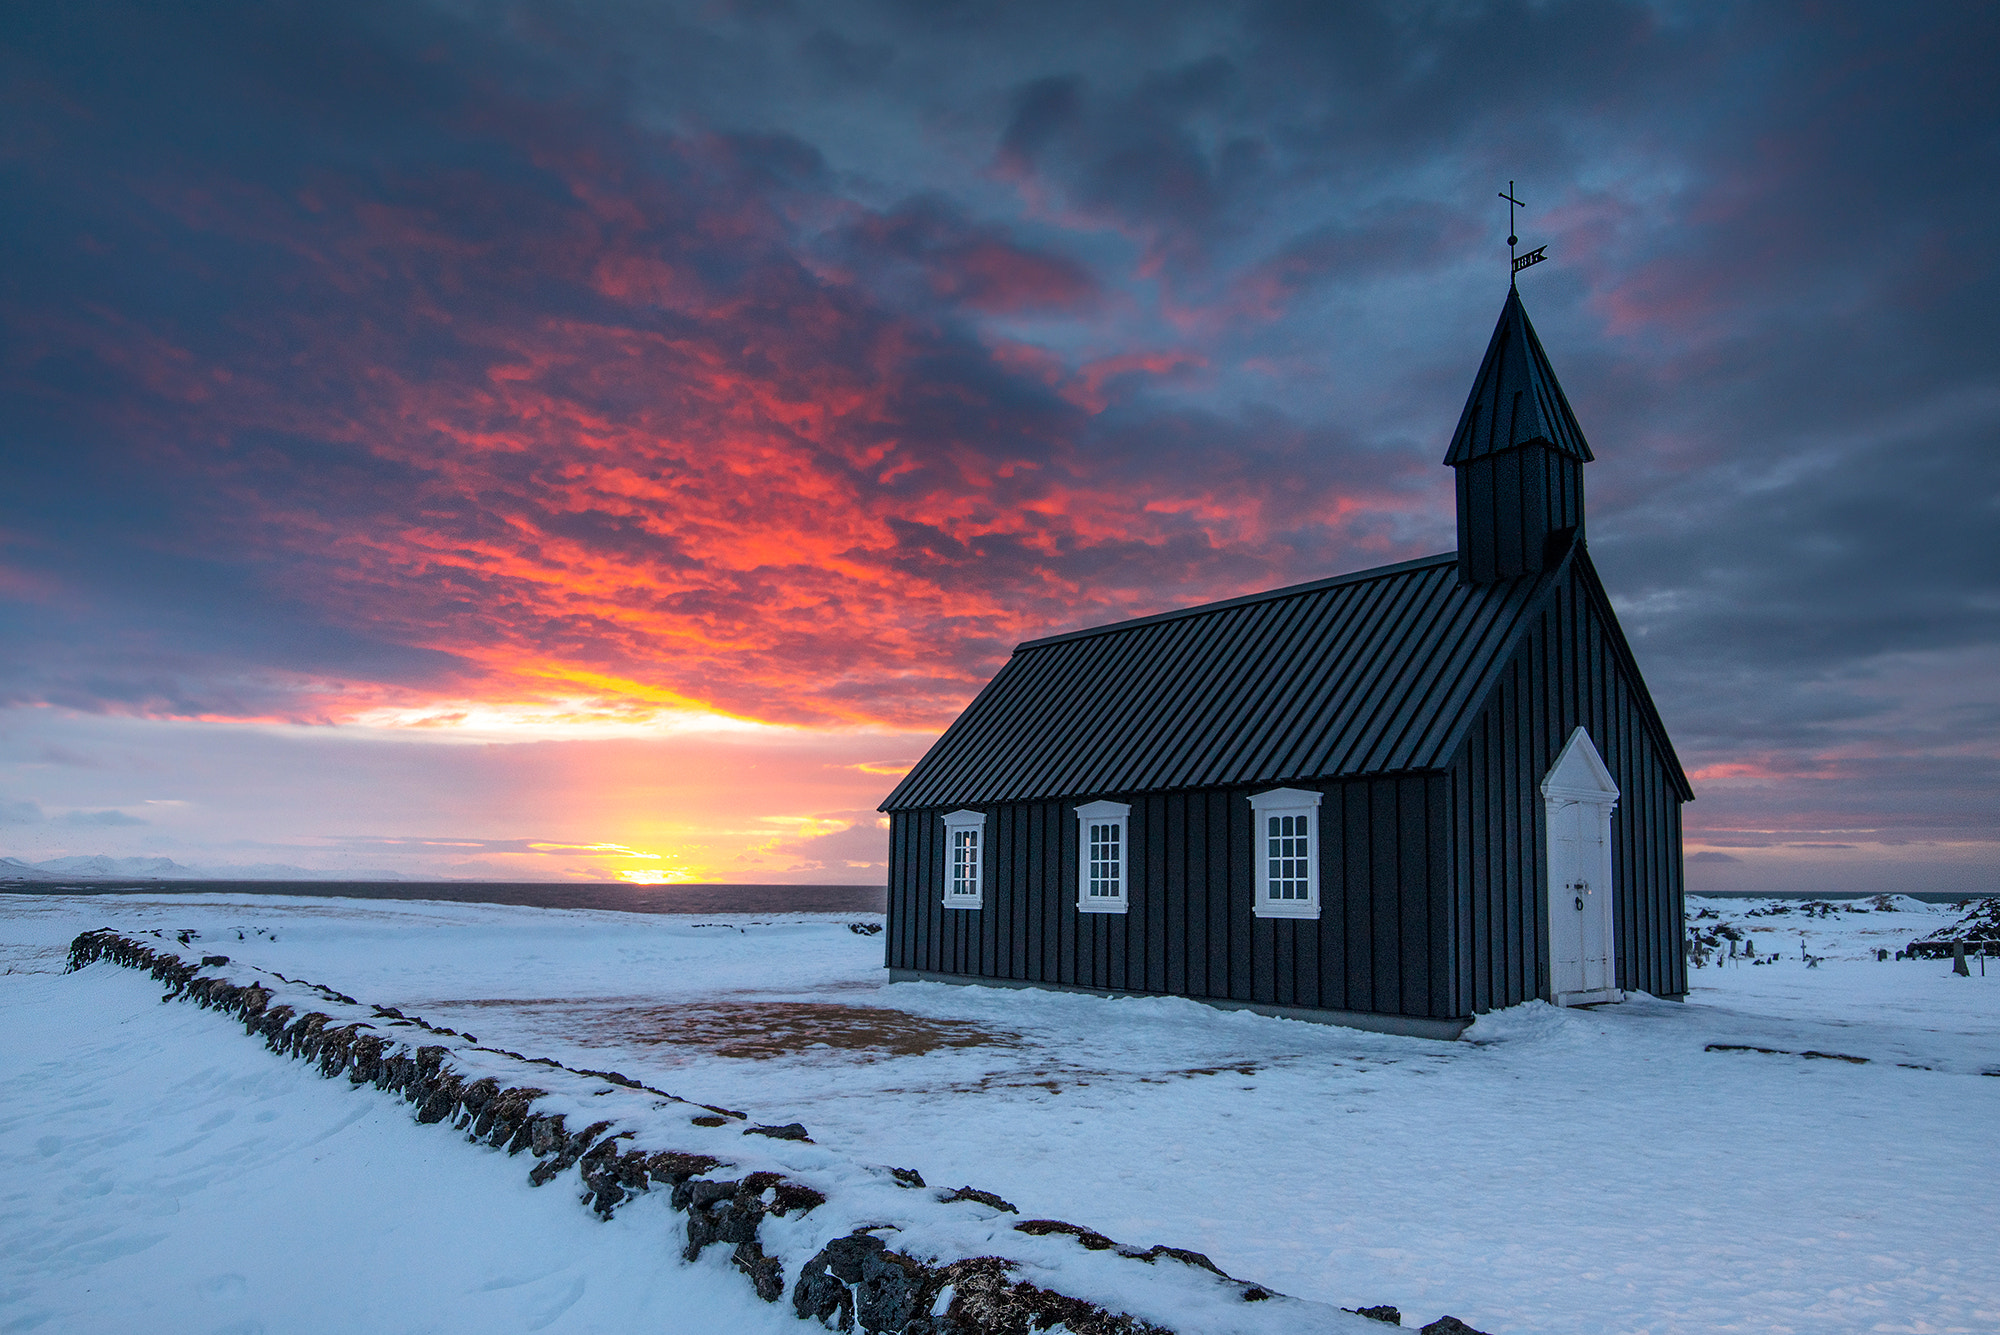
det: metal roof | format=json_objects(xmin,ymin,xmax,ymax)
[
  {"xmin": 1444, "ymin": 288, "xmax": 1594, "ymax": 465},
  {"xmin": 883, "ymin": 551, "xmax": 1567, "ymax": 811}
]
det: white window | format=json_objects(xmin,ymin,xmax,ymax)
[
  {"xmin": 941, "ymin": 809, "xmax": 985, "ymax": 908},
  {"xmin": 1074, "ymin": 800, "xmax": 1131, "ymax": 914},
  {"xmin": 1249, "ymin": 788, "xmax": 1322, "ymax": 919}
]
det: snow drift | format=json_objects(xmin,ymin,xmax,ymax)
[{"xmin": 64, "ymin": 928, "xmax": 1456, "ymax": 1335}]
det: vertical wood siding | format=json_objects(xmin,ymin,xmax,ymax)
[
  {"xmin": 1454, "ymin": 447, "xmax": 1583, "ymax": 584},
  {"xmin": 888, "ymin": 769, "xmax": 1460, "ymax": 1021},
  {"xmin": 1449, "ymin": 565, "xmax": 1687, "ymax": 1011}
]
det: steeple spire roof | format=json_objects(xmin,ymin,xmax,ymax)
[{"xmin": 1443, "ymin": 287, "xmax": 1594, "ymax": 465}]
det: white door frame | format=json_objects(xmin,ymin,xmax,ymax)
[{"xmin": 1542, "ymin": 727, "xmax": 1622, "ymax": 1007}]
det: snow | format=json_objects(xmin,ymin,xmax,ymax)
[
  {"xmin": 0, "ymin": 957, "xmax": 795, "ymax": 1334},
  {"xmin": 4, "ymin": 890, "xmax": 1997, "ymax": 1334}
]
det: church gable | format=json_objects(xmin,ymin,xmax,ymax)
[
  {"xmin": 1438, "ymin": 544, "xmax": 1691, "ymax": 801},
  {"xmin": 1444, "ymin": 549, "xmax": 1691, "ymax": 1011}
]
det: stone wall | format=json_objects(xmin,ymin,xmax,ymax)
[{"xmin": 66, "ymin": 928, "xmax": 1489, "ymax": 1335}]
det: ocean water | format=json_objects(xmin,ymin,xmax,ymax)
[
  {"xmin": 8, "ymin": 883, "xmax": 1976, "ymax": 915},
  {"xmin": 0, "ymin": 880, "xmax": 886, "ymax": 916}
]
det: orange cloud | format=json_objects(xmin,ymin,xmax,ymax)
[{"xmin": 8, "ymin": 110, "xmax": 1440, "ymax": 744}]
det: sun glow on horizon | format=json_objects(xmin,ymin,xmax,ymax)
[
  {"xmin": 617, "ymin": 868, "xmax": 693, "ymax": 885},
  {"xmin": 344, "ymin": 698, "xmax": 795, "ymax": 742}
]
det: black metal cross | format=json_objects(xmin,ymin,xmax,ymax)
[
  {"xmin": 1498, "ymin": 181, "xmax": 1546, "ymax": 284},
  {"xmin": 1500, "ymin": 182, "xmax": 1524, "ymax": 251}
]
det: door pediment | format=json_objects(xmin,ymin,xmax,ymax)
[{"xmin": 1541, "ymin": 726, "xmax": 1619, "ymax": 804}]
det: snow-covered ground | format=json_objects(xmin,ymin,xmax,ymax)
[{"xmin": 3, "ymin": 891, "xmax": 1996, "ymax": 1334}]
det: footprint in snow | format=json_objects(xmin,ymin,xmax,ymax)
[{"xmin": 524, "ymin": 1275, "xmax": 587, "ymax": 1331}]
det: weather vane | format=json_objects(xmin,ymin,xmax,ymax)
[{"xmin": 1500, "ymin": 181, "xmax": 1547, "ymax": 285}]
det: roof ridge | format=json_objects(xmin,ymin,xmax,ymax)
[{"xmin": 1012, "ymin": 551, "xmax": 1458, "ymax": 653}]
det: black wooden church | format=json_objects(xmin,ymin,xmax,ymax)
[{"xmin": 879, "ymin": 290, "xmax": 1692, "ymax": 1038}]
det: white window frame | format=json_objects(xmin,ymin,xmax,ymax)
[
  {"xmin": 1249, "ymin": 787, "xmax": 1322, "ymax": 919},
  {"xmin": 1074, "ymin": 800, "xmax": 1131, "ymax": 914},
  {"xmin": 940, "ymin": 809, "xmax": 985, "ymax": 909}
]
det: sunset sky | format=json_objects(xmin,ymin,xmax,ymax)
[{"xmin": 3, "ymin": 2, "xmax": 1995, "ymax": 890}]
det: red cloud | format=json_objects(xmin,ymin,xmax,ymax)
[{"xmin": 9, "ymin": 104, "xmax": 1438, "ymax": 735}]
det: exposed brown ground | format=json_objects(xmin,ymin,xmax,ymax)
[
  {"xmin": 425, "ymin": 997, "xmax": 1021, "ymax": 1061},
  {"xmin": 617, "ymin": 1001, "xmax": 1021, "ymax": 1059}
]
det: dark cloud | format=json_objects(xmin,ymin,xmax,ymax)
[
  {"xmin": 835, "ymin": 195, "xmax": 1102, "ymax": 314},
  {"xmin": 1234, "ymin": 201, "xmax": 1483, "ymax": 315},
  {"xmin": 0, "ymin": 0, "xmax": 1995, "ymax": 878}
]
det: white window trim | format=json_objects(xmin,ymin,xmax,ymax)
[
  {"xmin": 1074, "ymin": 800, "xmax": 1131, "ymax": 914},
  {"xmin": 940, "ymin": 809, "xmax": 985, "ymax": 909},
  {"xmin": 1249, "ymin": 787, "xmax": 1322, "ymax": 919}
]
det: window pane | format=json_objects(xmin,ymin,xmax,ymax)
[
  {"xmin": 951, "ymin": 827, "xmax": 979, "ymax": 897},
  {"xmin": 1087, "ymin": 820, "xmax": 1122, "ymax": 898},
  {"xmin": 1265, "ymin": 811, "xmax": 1310, "ymax": 901}
]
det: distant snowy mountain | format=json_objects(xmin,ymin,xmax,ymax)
[
  {"xmin": 0, "ymin": 855, "xmax": 170, "ymax": 882},
  {"xmin": 30, "ymin": 855, "xmax": 196, "ymax": 878},
  {"xmin": 0, "ymin": 857, "xmax": 67, "ymax": 881},
  {"xmin": 0, "ymin": 855, "xmax": 420, "ymax": 882},
  {"xmin": 199, "ymin": 861, "xmax": 418, "ymax": 881}
]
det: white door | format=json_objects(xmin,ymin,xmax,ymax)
[{"xmin": 1542, "ymin": 729, "xmax": 1621, "ymax": 1005}]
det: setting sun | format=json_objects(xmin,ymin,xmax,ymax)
[{"xmin": 616, "ymin": 869, "xmax": 688, "ymax": 886}]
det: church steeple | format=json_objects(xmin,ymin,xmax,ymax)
[{"xmin": 1445, "ymin": 288, "xmax": 1594, "ymax": 585}]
